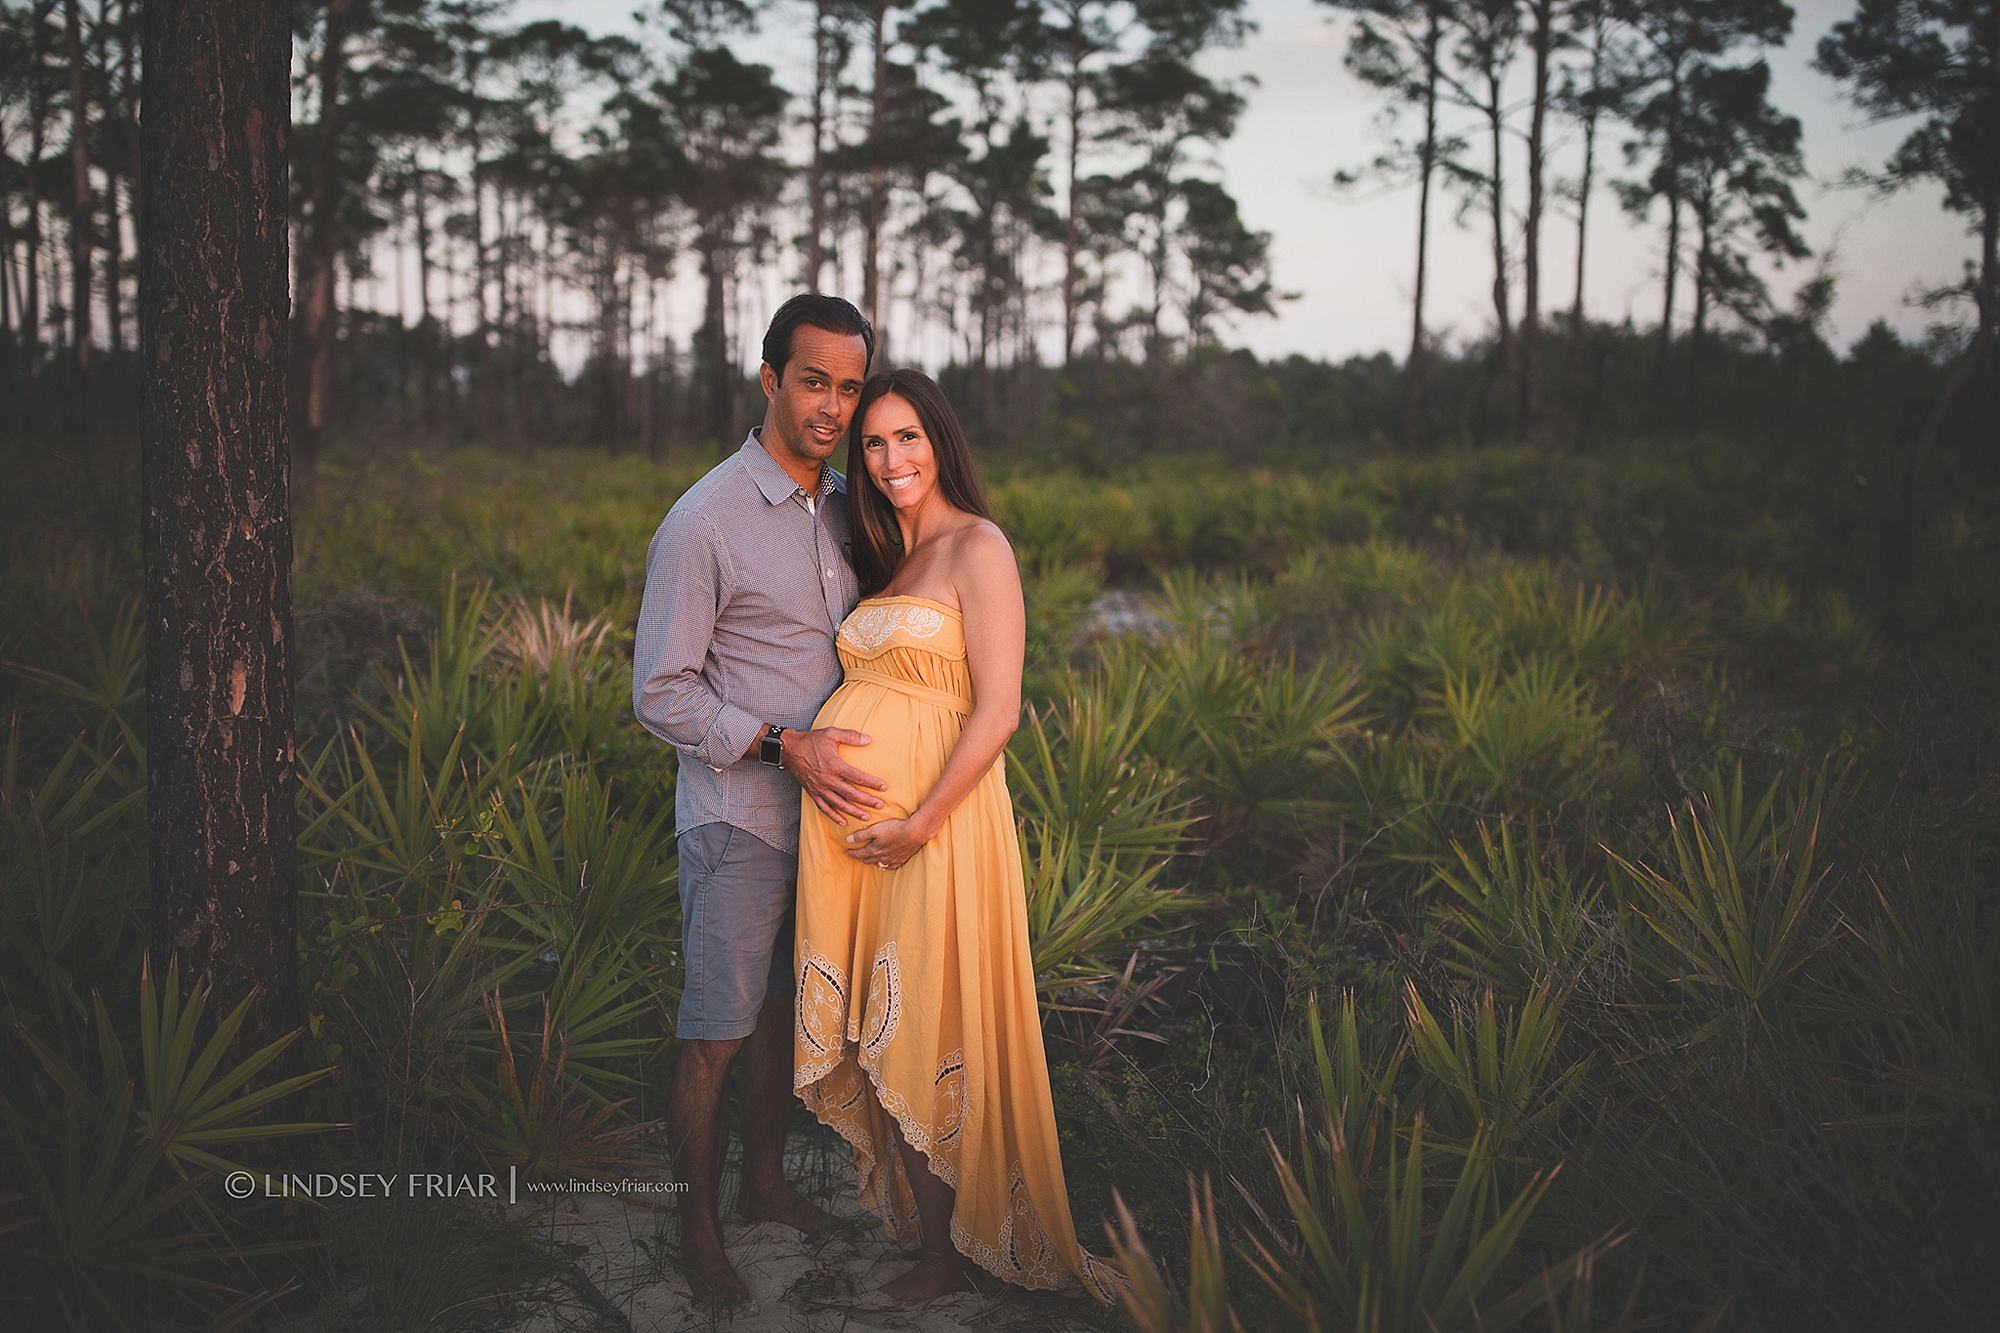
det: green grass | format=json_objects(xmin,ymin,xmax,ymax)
[{"xmin": 2, "ymin": 430, "xmax": 1996, "ymax": 1329}]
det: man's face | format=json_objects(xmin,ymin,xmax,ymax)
[{"xmin": 760, "ymin": 325, "xmax": 870, "ymax": 472}]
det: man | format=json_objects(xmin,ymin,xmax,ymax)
[{"xmin": 633, "ymin": 293, "xmax": 890, "ymax": 1304}]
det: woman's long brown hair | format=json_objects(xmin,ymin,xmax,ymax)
[{"xmin": 844, "ymin": 369, "xmax": 996, "ymax": 597}]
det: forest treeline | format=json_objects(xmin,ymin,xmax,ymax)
[{"xmin": 0, "ymin": 0, "xmax": 1996, "ymax": 460}]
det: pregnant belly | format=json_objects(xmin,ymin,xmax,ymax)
[{"xmin": 813, "ymin": 679, "xmax": 959, "ymax": 825}]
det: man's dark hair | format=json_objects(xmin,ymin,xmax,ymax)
[{"xmin": 761, "ymin": 294, "xmax": 874, "ymax": 382}]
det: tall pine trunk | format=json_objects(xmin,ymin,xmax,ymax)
[
  {"xmin": 1061, "ymin": 39, "xmax": 1083, "ymax": 367},
  {"xmin": 1485, "ymin": 73, "xmax": 1512, "ymax": 422},
  {"xmin": 24, "ymin": 1, "xmax": 51, "ymax": 419},
  {"xmin": 67, "ymin": 0, "xmax": 91, "ymax": 376},
  {"xmin": 1653, "ymin": 65, "xmax": 1685, "ymax": 395},
  {"xmin": 808, "ymin": 0, "xmax": 831, "ymax": 292},
  {"xmin": 1519, "ymin": 0, "xmax": 1551, "ymax": 426},
  {"xmin": 1980, "ymin": 196, "xmax": 1999, "ymax": 478},
  {"xmin": 1683, "ymin": 180, "xmax": 1713, "ymax": 427},
  {"xmin": 700, "ymin": 229, "xmax": 733, "ymax": 446},
  {"xmin": 299, "ymin": 0, "xmax": 346, "ymax": 461},
  {"xmin": 100, "ymin": 0, "xmax": 124, "ymax": 362},
  {"xmin": 1404, "ymin": 8, "xmax": 1441, "ymax": 452},
  {"xmin": 141, "ymin": 0, "xmax": 299, "ymax": 1049},
  {"xmin": 862, "ymin": 0, "xmax": 887, "ymax": 332},
  {"xmin": 1568, "ymin": 7, "xmax": 1603, "ymax": 370}
]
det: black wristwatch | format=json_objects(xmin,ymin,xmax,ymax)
[{"xmin": 758, "ymin": 724, "xmax": 787, "ymax": 767}]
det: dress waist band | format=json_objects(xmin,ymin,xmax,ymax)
[{"xmin": 843, "ymin": 666, "xmax": 973, "ymax": 717}]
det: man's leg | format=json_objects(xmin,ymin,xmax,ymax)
[
  {"xmin": 670, "ymin": 823, "xmax": 765, "ymax": 1304},
  {"xmin": 735, "ymin": 988, "xmax": 835, "ymax": 1231},
  {"xmin": 667, "ymin": 1034, "xmax": 750, "ymax": 1303}
]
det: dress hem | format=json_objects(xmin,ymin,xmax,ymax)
[{"xmin": 794, "ymin": 1052, "xmax": 1094, "ymax": 1298}]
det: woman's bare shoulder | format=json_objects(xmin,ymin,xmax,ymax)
[
  {"xmin": 945, "ymin": 519, "xmax": 1021, "ymax": 610},
  {"xmin": 946, "ymin": 517, "xmax": 1015, "ymax": 570},
  {"xmin": 949, "ymin": 516, "xmax": 1012, "ymax": 555}
]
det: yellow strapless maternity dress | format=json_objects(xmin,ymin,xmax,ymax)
[{"xmin": 794, "ymin": 595, "xmax": 1122, "ymax": 1302}]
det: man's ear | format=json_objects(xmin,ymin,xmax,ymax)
[{"xmin": 759, "ymin": 362, "xmax": 779, "ymax": 401}]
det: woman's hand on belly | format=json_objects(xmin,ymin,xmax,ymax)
[{"xmin": 843, "ymin": 813, "xmax": 937, "ymax": 871}]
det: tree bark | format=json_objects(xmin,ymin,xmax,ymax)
[
  {"xmin": 24, "ymin": 0, "xmax": 52, "ymax": 416},
  {"xmin": 1485, "ymin": 74, "xmax": 1512, "ymax": 418},
  {"xmin": 1061, "ymin": 10, "xmax": 1083, "ymax": 368},
  {"xmin": 1567, "ymin": 6, "xmax": 1603, "ymax": 370},
  {"xmin": 100, "ymin": 0, "xmax": 124, "ymax": 362},
  {"xmin": 298, "ymin": 0, "xmax": 346, "ymax": 461},
  {"xmin": 141, "ymin": 0, "xmax": 299, "ymax": 1049},
  {"xmin": 1519, "ymin": 0, "xmax": 1551, "ymax": 426},
  {"xmin": 808, "ymin": 0, "xmax": 831, "ymax": 292},
  {"xmin": 1653, "ymin": 63, "xmax": 1685, "ymax": 395},
  {"xmin": 863, "ymin": 0, "xmax": 887, "ymax": 331},
  {"xmin": 67, "ymin": 0, "xmax": 92, "ymax": 375},
  {"xmin": 120, "ymin": 0, "xmax": 140, "ymax": 270},
  {"xmin": 700, "ymin": 232, "xmax": 733, "ymax": 445},
  {"xmin": 1683, "ymin": 182, "xmax": 1712, "ymax": 426},
  {"xmin": 1404, "ymin": 8, "xmax": 1441, "ymax": 453}
]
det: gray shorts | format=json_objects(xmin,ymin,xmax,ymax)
[{"xmin": 676, "ymin": 822, "xmax": 797, "ymax": 1042}]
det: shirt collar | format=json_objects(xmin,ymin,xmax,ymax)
[{"xmin": 741, "ymin": 429, "xmax": 845, "ymax": 506}]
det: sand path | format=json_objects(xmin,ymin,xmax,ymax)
[{"xmin": 504, "ymin": 1118, "xmax": 1107, "ymax": 1333}]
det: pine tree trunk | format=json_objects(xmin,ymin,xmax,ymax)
[
  {"xmin": 140, "ymin": 0, "xmax": 299, "ymax": 1049},
  {"xmin": 1519, "ymin": 0, "xmax": 1551, "ymax": 427},
  {"xmin": 299, "ymin": 0, "xmax": 346, "ymax": 463},
  {"xmin": 24, "ymin": 1, "xmax": 50, "ymax": 421},
  {"xmin": 862, "ymin": 0, "xmax": 887, "ymax": 331},
  {"xmin": 1062, "ymin": 57, "xmax": 1082, "ymax": 367},
  {"xmin": 1404, "ymin": 10, "xmax": 1440, "ymax": 453},
  {"xmin": 1653, "ymin": 65, "xmax": 1684, "ymax": 395},
  {"xmin": 701, "ymin": 230, "xmax": 732, "ymax": 446},
  {"xmin": 1486, "ymin": 79, "xmax": 1512, "ymax": 420},
  {"xmin": 67, "ymin": 0, "xmax": 92, "ymax": 377},
  {"xmin": 1980, "ymin": 197, "xmax": 1999, "ymax": 480},
  {"xmin": 808, "ymin": 1, "xmax": 830, "ymax": 292},
  {"xmin": 104, "ymin": 174, "xmax": 122, "ymax": 360},
  {"xmin": 100, "ymin": 1, "xmax": 123, "ymax": 362},
  {"xmin": 1684, "ymin": 189, "xmax": 1711, "ymax": 427},
  {"xmin": 1567, "ymin": 14, "xmax": 1602, "ymax": 372},
  {"xmin": 121, "ymin": 0, "xmax": 140, "ymax": 265}
]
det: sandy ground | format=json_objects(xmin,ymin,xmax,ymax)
[{"xmin": 502, "ymin": 1116, "xmax": 1109, "ymax": 1333}]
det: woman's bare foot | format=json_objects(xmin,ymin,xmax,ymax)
[
  {"xmin": 880, "ymin": 1252, "xmax": 979, "ymax": 1306},
  {"xmin": 680, "ymin": 1223, "xmax": 752, "ymax": 1307},
  {"xmin": 736, "ymin": 1183, "xmax": 838, "ymax": 1233}
]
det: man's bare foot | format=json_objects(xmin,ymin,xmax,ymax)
[
  {"xmin": 680, "ymin": 1224, "xmax": 751, "ymax": 1307},
  {"xmin": 880, "ymin": 1252, "xmax": 979, "ymax": 1306},
  {"xmin": 736, "ymin": 1183, "xmax": 838, "ymax": 1234}
]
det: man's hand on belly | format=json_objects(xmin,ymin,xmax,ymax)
[{"xmin": 782, "ymin": 727, "xmax": 888, "ymax": 825}]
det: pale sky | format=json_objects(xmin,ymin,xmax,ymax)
[{"xmin": 493, "ymin": 0, "xmax": 1974, "ymax": 365}]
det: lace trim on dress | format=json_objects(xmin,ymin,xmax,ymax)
[
  {"xmin": 794, "ymin": 942, "xmax": 851, "ymax": 1086},
  {"xmin": 857, "ymin": 941, "xmax": 903, "ymax": 1057},
  {"xmin": 838, "ymin": 601, "xmax": 954, "ymax": 654},
  {"xmin": 795, "ymin": 954, "xmax": 1129, "ymax": 1300}
]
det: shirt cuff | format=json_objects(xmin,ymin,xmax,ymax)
[{"xmin": 700, "ymin": 703, "xmax": 767, "ymax": 771}]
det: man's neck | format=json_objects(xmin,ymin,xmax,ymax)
[{"xmin": 754, "ymin": 423, "xmax": 824, "ymax": 494}]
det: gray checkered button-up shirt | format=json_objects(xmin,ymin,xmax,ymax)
[{"xmin": 633, "ymin": 433, "xmax": 862, "ymax": 854}]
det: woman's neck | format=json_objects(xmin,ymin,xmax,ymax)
[{"xmin": 893, "ymin": 492, "xmax": 960, "ymax": 555}]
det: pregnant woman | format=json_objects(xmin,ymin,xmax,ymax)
[{"xmin": 792, "ymin": 369, "xmax": 1121, "ymax": 1306}]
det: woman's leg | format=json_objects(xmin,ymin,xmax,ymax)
[{"xmin": 880, "ymin": 1119, "xmax": 979, "ymax": 1304}]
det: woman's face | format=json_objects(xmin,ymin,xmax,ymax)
[{"xmin": 859, "ymin": 393, "xmax": 940, "ymax": 516}]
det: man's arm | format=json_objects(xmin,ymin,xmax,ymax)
[
  {"xmin": 773, "ymin": 726, "xmax": 887, "ymax": 826},
  {"xmin": 632, "ymin": 508, "xmax": 887, "ymax": 821},
  {"xmin": 632, "ymin": 510, "xmax": 765, "ymax": 771}
]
